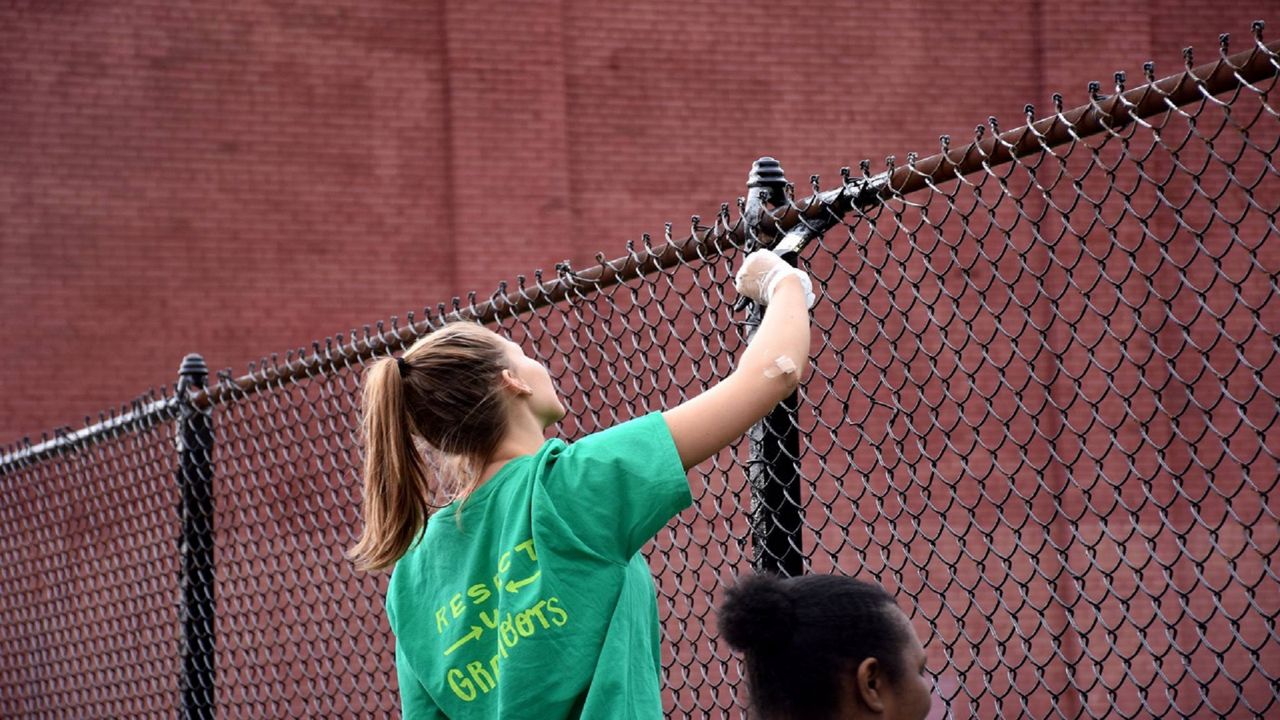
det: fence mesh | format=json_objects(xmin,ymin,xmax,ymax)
[
  {"xmin": 797, "ymin": 68, "xmax": 1280, "ymax": 718},
  {"xmin": 2, "ymin": 26, "xmax": 1278, "ymax": 720},
  {"xmin": 0, "ymin": 410, "xmax": 182, "ymax": 717}
]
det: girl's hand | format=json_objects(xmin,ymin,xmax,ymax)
[{"xmin": 734, "ymin": 249, "xmax": 816, "ymax": 308}]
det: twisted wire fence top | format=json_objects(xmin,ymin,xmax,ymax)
[{"xmin": 1, "ymin": 22, "xmax": 1278, "ymax": 720}]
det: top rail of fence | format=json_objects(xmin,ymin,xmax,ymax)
[{"xmin": 0, "ymin": 395, "xmax": 178, "ymax": 472}]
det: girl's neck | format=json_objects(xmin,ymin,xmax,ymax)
[{"xmin": 477, "ymin": 411, "xmax": 548, "ymax": 483}]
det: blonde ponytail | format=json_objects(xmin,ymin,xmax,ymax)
[
  {"xmin": 348, "ymin": 357, "xmax": 434, "ymax": 571},
  {"xmin": 348, "ymin": 323, "xmax": 512, "ymax": 571}
]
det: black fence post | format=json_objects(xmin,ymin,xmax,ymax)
[
  {"xmin": 747, "ymin": 388, "xmax": 804, "ymax": 576},
  {"xmin": 177, "ymin": 354, "xmax": 215, "ymax": 719},
  {"xmin": 742, "ymin": 157, "xmax": 805, "ymax": 577}
]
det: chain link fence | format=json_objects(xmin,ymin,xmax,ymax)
[{"xmin": 2, "ymin": 23, "xmax": 1278, "ymax": 719}]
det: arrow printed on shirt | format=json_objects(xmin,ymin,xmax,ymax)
[
  {"xmin": 504, "ymin": 570, "xmax": 541, "ymax": 593},
  {"xmin": 444, "ymin": 625, "xmax": 483, "ymax": 656}
]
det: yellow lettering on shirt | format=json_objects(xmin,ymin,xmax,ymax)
[
  {"xmin": 498, "ymin": 612, "xmax": 519, "ymax": 648},
  {"xmin": 447, "ymin": 668, "xmax": 476, "ymax": 702},
  {"xmin": 514, "ymin": 610, "xmax": 536, "ymax": 637},
  {"xmin": 546, "ymin": 597, "xmax": 568, "ymax": 627},
  {"xmin": 444, "ymin": 596, "xmax": 571, "ymax": 702},
  {"xmin": 437, "ymin": 537, "xmax": 573, "ymax": 703},
  {"xmin": 514, "ymin": 538, "xmax": 537, "ymax": 561},
  {"xmin": 466, "ymin": 661, "xmax": 495, "ymax": 693},
  {"xmin": 505, "ymin": 570, "xmax": 540, "ymax": 593},
  {"xmin": 467, "ymin": 583, "xmax": 491, "ymax": 606},
  {"xmin": 444, "ymin": 625, "xmax": 483, "ymax": 656},
  {"xmin": 525, "ymin": 600, "xmax": 550, "ymax": 629}
]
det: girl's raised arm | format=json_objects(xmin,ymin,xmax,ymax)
[{"xmin": 663, "ymin": 249, "xmax": 814, "ymax": 471}]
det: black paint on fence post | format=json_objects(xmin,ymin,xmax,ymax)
[
  {"xmin": 747, "ymin": 385, "xmax": 805, "ymax": 576},
  {"xmin": 743, "ymin": 157, "xmax": 805, "ymax": 577},
  {"xmin": 177, "ymin": 354, "xmax": 215, "ymax": 719}
]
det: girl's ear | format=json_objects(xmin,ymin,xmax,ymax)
[
  {"xmin": 501, "ymin": 369, "xmax": 533, "ymax": 396},
  {"xmin": 855, "ymin": 657, "xmax": 886, "ymax": 712}
]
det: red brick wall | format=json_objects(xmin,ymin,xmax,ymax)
[
  {"xmin": 1, "ymin": 3, "xmax": 1274, "ymax": 718},
  {"xmin": 1, "ymin": 1, "xmax": 1266, "ymax": 446}
]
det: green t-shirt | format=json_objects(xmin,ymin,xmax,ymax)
[{"xmin": 386, "ymin": 412, "xmax": 693, "ymax": 719}]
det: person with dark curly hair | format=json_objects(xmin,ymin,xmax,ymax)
[{"xmin": 718, "ymin": 573, "xmax": 933, "ymax": 720}]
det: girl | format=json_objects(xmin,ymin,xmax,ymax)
[
  {"xmin": 350, "ymin": 249, "xmax": 814, "ymax": 718},
  {"xmin": 718, "ymin": 574, "xmax": 934, "ymax": 720}
]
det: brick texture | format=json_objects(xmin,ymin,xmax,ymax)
[
  {"xmin": 2, "ymin": 1, "xmax": 1266, "ymax": 446},
  {"xmin": 0, "ymin": 3, "xmax": 1273, "ymax": 717}
]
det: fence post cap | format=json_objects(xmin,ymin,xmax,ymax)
[
  {"xmin": 178, "ymin": 354, "xmax": 208, "ymax": 385},
  {"xmin": 747, "ymin": 157, "xmax": 787, "ymax": 188}
]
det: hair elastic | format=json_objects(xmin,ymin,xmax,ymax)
[{"xmin": 396, "ymin": 357, "xmax": 410, "ymax": 376}]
